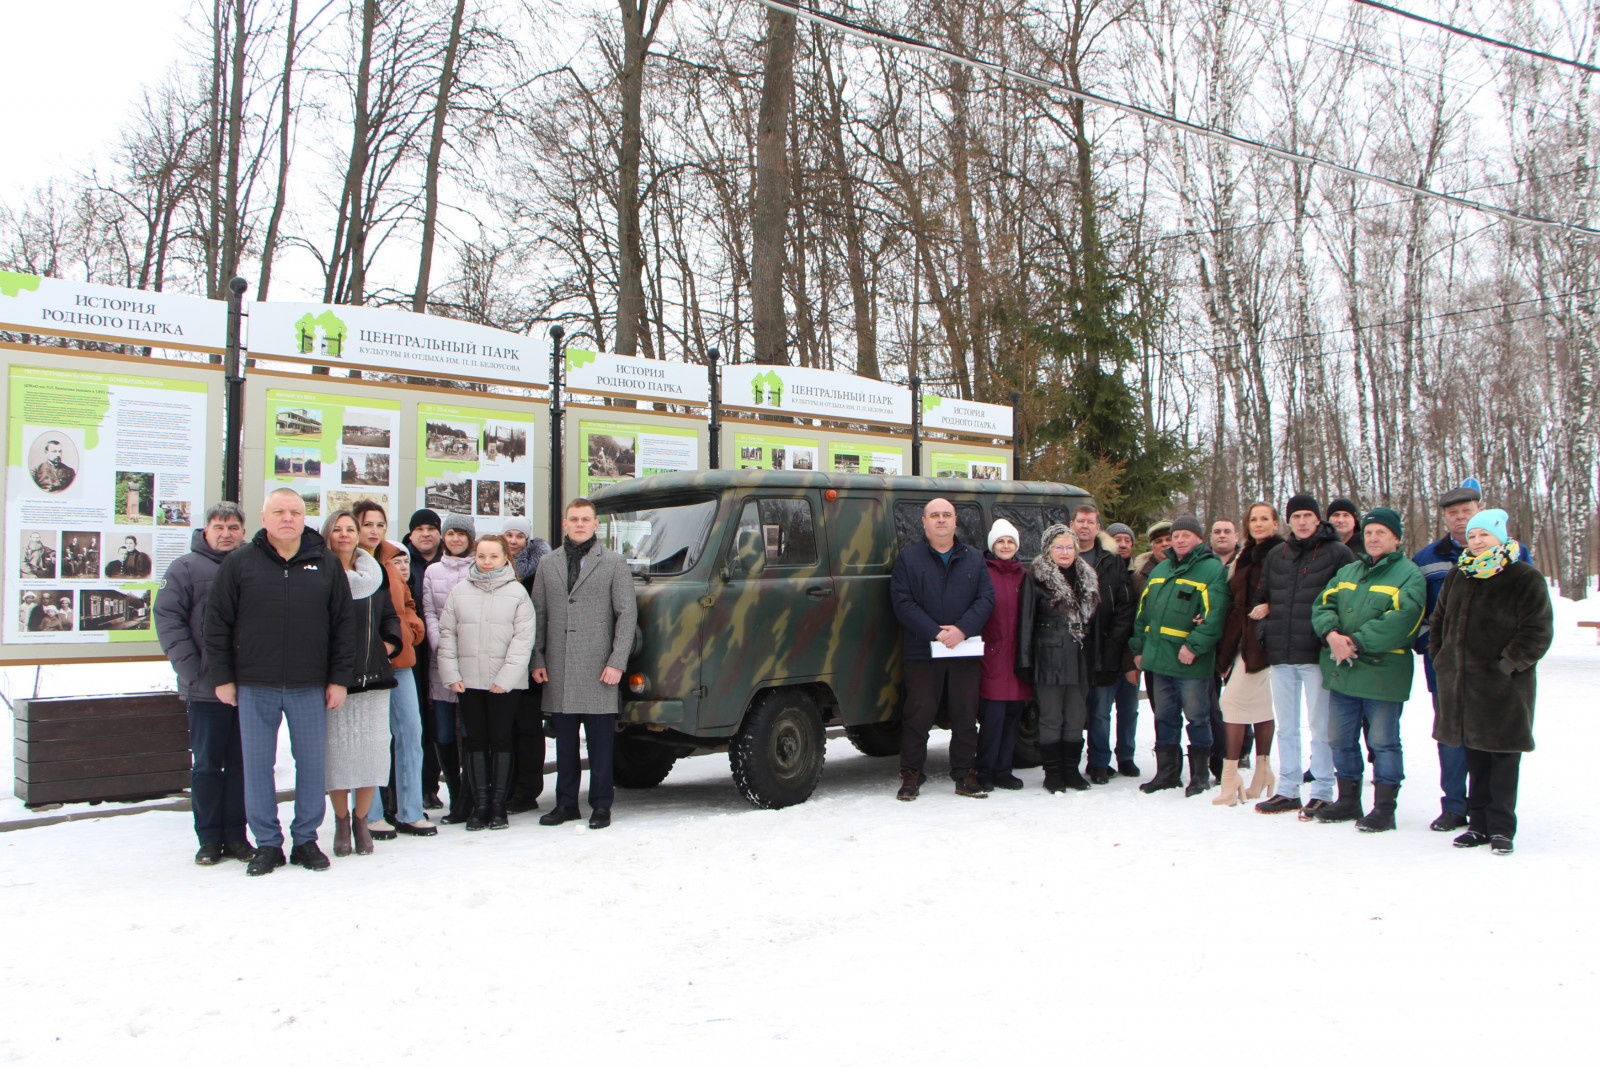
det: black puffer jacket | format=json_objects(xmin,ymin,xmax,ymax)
[
  {"xmin": 1083, "ymin": 537, "xmax": 1135, "ymax": 685},
  {"xmin": 204, "ymin": 527, "xmax": 357, "ymax": 689},
  {"xmin": 154, "ymin": 528, "xmax": 232, "ymax": 702},
  {"xmin": 1252, "ymin": 523, "xmax": 1356, "ymax": 666}
]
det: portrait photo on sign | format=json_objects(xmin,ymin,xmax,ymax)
[
  {"xmin": 103, "ymin": 533, "xmax": 153, "ymax": 579},
  {"xmin": 274, "ymin": 446, "xmax": 321, "ymax": 477},
  {"xmin": 425, "ymin": 420, "xmax": 478, "ymax": 461},
  {"xmin": 587, "ymin": 434, "xmax": 636, "ymax": 479},
  {"xmin": 115, "ymin": 471, "xmax": 156, "ymax": 524},
  {"xmin": 340, "ymin": 450, "xmax": 390, "ymax": 487},
  {"xmin": 425, "ymin": 478, "xmax": 471, "ymax": 514},
  {"xmin": 157, "ymin": 499, "xmax": 191, "ymax": 526},
  {"xmin": 59, "ymin": 531, "xmax": 100, "ymax": 578},
  {"xmin": 79, "ymin": 588, "xmax": 152, "ymax": 631},
  {"xmin": 504, "ymin": 482, "xmax": 527, "ymax": 517},
  {"xmin": 274, "ymin": 406, "xmax": 322, "ymax": 437},
  {"xmin": 476, "ymin": 479, "xmax": 501, "ymax": 516},
  {"xmin": 771, "ymin": 448, "xmax": 787, "ymax": 469},
  {"xmin": 26, "ymin": 431, "xmax": 81, "ymax": 497},
  {"xmin": 341, "ymin": 415, "xmax": 391, "ymax": 448},
  {"xmin": 20, "ymin": 589, "xmax": 76, "ymax": 632},
  {"xmin": 20, "ymin": 530, "xmax": 57, "ymax": 579},
  {"xmin": 481, "ymin": 424, "xmax": 526, "ymax": 463}
]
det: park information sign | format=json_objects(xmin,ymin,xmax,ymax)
[
  {"xmin": 578, "ymin": 418, "xmax": 699, "ymax": 496},
  {"xmin": 733, "ymin": 432, "xmax": 820, "ymax": 471},
  {"xmin": 249, "ymin": 301, "xmax": 548, "ymax": 387},
  {"xmin": 930, "ymin": 449, "xmax": 1010, "ymax": 480},
  {"xmin": 5, "ymin": 365, "xmax": 209, "ymax": 645},
  {"xmin": 565, "ymin": 348, "xmax": 709, "ymax": 406},
  {"xmin": 0, "ymin": 272, "xmax": 228, "ymax": 353},
  {"xmin": 264, "ymin": 388, "xmax": 401, "ymax": 519},
  {"xmin": 921, "ymin": 394, "xmax": 1013, "ymax": 437},
  {"xmin": 417, "ymin": 403, "xmax": 536, "ymax": 534},
  {"xmin": 828, "ymin": 442, "xmax": 905, "ymax": 475},
  {"xmin": 721, "ymin": 364, "xmax": 913, "ymax": 426}
]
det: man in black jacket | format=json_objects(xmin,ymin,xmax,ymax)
[
  {"xmin": 1249, "ymin": 494, "xmax": 1355, "ymax": 816},
  {"xmin": 889, "ymin": 498, "xmax": 995, "ymax": 800},
  {"xmin": 206, "ymin": 488, "xmax": 356, "ymax": 875},
  {"xmin": 403, "ymin": 508, "xmax": 445, "ymax": 808},
  {"xmin": 1073, "ymin": 504, "xmax": 1137, "ymax": 783}
]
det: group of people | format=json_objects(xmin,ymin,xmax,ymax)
[
  {"xmin": 155, "ymin": 490, "xmax": 637, "ymax": 875},
  {"xmin": 890, "ymin": 486, "xmax": 1553, "ymax": 855}
]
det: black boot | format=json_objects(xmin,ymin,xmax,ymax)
[
  {"xmin": 378, "ymin": 783, "xmax": 397, "ymax": 824},
  {"xmin": 1140, "ymin": 745, "xmax": 1183, "ymax": 793},
  {"xmin": 1314, "ymin": 777, "xmax": 1363, "ymax": 823},
  {"xmin": 1356, "ymin": 782, "xmax": 1399, "ymax": 832},
  {"xmin": 488, "ymin": 752, "xmax": 513, "ymax": 830},
  {"xmin": 1061, "ymin": 740, "xmax": 1090, "ymax": 791},
  {"xmin": 465, "ymin": 751, "xmax": 490, "ymax": 832},
  {"xmin": 438, "ymin": 740, "xmax": 471, "ymax": 825},
  {"xmin": 1185, "ymin": 745, "xmax": 1213, "ymax": 797},
  {"xmin": 1040, "ymin": 742, "xmax": 1067, "ymax": 794}
]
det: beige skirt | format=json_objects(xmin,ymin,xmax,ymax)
[{"xmin": 1219, "ymin": 653, "xmax": 1275, "ymax": 724}]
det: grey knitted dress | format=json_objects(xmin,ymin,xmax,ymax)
[{"xmin": 324, "ymin": 550, "xmax": 392, "ymax": 790}]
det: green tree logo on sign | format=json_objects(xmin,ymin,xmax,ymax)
[
  {"xmin": 751, "ymin": 370, "xmax": 785, "ymax": 406},
  {"xmin": 293, "ymin": 310, "xmax": 348, "ymax": 358},
  {"xmin": 0, "ymin": 272, "xmax": 43, "ymax": 299}
]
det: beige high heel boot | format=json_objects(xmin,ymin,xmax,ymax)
[
  {"xmin": 1245, "ymin": 752, "xmax": 1275, "ymax": 800},
  {"xmin": 1212, "ymin": 759, "xmax": 1243, "ymax": 806}
]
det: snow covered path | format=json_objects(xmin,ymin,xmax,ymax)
[{"xmin": 2, "ymin": 648, "xmax": 1596, "ymax": 1063}]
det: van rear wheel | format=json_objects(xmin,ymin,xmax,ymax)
[
  {"xmin": 730, "ymin": 690, "xmax": 826, "ymax": 809},
  {"xmin": 845, "ymin": 720, "xmax": 901, "ymax": 758},
  {"xmin": 613, "ymin": 735, "xmax": 678, "ymax": 789}
]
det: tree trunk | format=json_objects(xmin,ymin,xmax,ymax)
[
  {"xmin": 751, "ymin": 7, "xmax": 795, "ymax": 365},
  {"xmin": 414, "ymin": 0, "xmax": 466, "ymax": 313},
  {"xmin": 258, "ymin": 0, "xmax": 299, "ymax": 301}
]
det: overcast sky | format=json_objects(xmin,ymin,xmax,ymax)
[{"xmin": 3, "ymin": 0, "xmax": 193, "ymax": 195}]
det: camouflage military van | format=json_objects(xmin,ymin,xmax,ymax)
[{"xmin": 589, "ymin": 470, "xmax": 1092, "ymax": 808}]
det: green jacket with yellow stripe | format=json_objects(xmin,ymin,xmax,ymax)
[
  {"xmin": 1128, "ymin": 545, "xmax": 1231, "ymax": 679},
  {"xmin": 1310, "ymin": 550, "xmax": 1426, "ymax": 701}
]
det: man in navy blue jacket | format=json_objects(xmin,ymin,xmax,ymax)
[
  {"xmin": 1413, "ymin": 481, "xmax": 1531, "ymax": 831},
  {"xmin": 890, "ymin": 498, "xmax": 995, "ymax": 801}
]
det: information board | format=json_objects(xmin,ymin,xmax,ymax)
[
  {"xmin": 928, "ymin": 447, "xmax": 1012, "ymax": 481},
  {"xmin": 732, "ymin": 431, "xmax": 821, "ymax": 472},
  {"xmin": 264, "ymin": 388, "xmax": 402, "ymax": 521},
  {"xmin": 576, "ymin": 416, "xmax": 700, "ymax": 497},
  {"xmin": 416, "ymin": 402, "xmax": 537, "ymax": 533}
]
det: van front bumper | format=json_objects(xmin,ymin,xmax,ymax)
[{"xmin": 620, "ymin": 699, "xmax": 685, "ymax": 725}]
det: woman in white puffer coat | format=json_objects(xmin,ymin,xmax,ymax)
[{"xmin": 437, "ymin": 534, "xmax": 535, "ymax": 831}]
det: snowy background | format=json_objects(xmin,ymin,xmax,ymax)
[{"xmin": 1, "ymin": 588, "xmax": 1597, "ymax": 1061}]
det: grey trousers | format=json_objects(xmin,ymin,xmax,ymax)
[{"xmin": 1036, "ymin": 683, "xmax": 1089, "ymax": 745}]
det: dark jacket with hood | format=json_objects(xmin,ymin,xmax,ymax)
[
  {"xmin": 1218, "ymin": 534, "xmax": 1284, "ymax": 675},
  {"xmin": 1253, "ymin": 523, "xmax": 1356, "ymax": 666},
  {"xmin": 343, "ymin": 548, "xmax": 403, "ymax": 694},
  {"xmin": 1082, "ymin": 533, "xmax": 1136, "ymax": 685},
  {"xmin": 890, "ymin": 538, "xmax": 995, "ymax": 661},
  {"xmin": 155, "ymin": 527, "xmax": 234, "ymax": 702},
  {"xmin": 1429, "ymin": 559, "xmax": 1552, "ymax": 752},
  {"xmin": 204, "ymin": 526, "xmax": 357, "ymax": 689}
]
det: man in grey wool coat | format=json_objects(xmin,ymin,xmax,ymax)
[{"xmin": 531, "ymin": 497, "xmax": 638, "ymax": 829}]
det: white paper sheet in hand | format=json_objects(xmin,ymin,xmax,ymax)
[{"xmin": 930, "ymin": 636, "xmax": 986, "ymax": 658}]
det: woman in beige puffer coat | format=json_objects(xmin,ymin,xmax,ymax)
[{"xmin": 437, "ymin": 535, "xmax": 535, "ymax": 831}]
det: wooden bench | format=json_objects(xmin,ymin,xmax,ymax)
[
  {"xmin": 14, "ymin": 693, "xmax": 189, "ymax": 807},
  {"xmin": 1580, "ymin": 621, "xmax": 1600, "ymax": 644}
]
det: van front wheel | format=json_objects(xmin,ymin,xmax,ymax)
[
  {"xmin": 730, "ymin": 691, "xmax": 826, "ymax": 809},
  {"xmin": 845, "ymin": 720, "xmax": 901, "ymax": 758}
]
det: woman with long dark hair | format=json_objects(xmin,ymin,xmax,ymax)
[{"xmin": 1214, "ymin": 502, "xmax": 1284, "ymax": 805}]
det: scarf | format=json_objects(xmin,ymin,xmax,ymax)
[
  {"xmin": 1029, "ymin": 550, "xmax": 1100, "ymax": 642},
  {"xmin": 467, "ymin": 562, "xmax": 517, "ymax": 591},
  {"xmin": 563, "ymin": 534, "xmax": 598, "ymax": 592},
  {"xmin": 1458, "ymin": 539, "xmax": 1520, "ymax": 580}
]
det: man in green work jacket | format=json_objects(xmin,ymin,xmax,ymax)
[
  {"xmin": 1310, "ymin": 506, "xmax": 1426, "ymax": 832},
  {"xmin": 1129, "ymin": 515, "xmax": 1231, "ymax": 797}
]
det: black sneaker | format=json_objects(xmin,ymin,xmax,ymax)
[
  {"xmin": 588, "ymin": 809, "xmax": 611, "ymax": 829},
  {"xmin": 289, "ymin": 842, "xmax": 331, "ymax": 872},
  {"xmin": 1088, "ymin": 766, "xmax": 1113, "ymax": 786},
  {"xmin": 504, "ymin": 790, "xmax": 541, "ymax": 814},
  {"xmin": 1117, "ymin": 760, "xmax": 1141, "ymax": 778},
  {"xmin": 1453, "ymin": 830, "xmax": 1490, "ymax": 848},
  {"xmin": 539, "ymin": 806, "xmax": 583, "ymax": 826},
  {"xmin": 223, "ymin": 840, "xmax": 255, "ymax": 862},
  {"xmin": 1297, "ymin": 799, "xmax": 1330, "ymax": 822},
  {"xmin": 1430, "ymin": 811, "xmax": 1469, "ymax": 832},
  {"xmin": 246, "ymin": 846, "xmax": 286, "ymax": 877},
  {"xmin": 422, "ymin": 791, "xmax": 444, "ymax": 811},
  {"xmin": 194, "ymin": 843, "xmax": 225, "ymax": 866},
  {"xmin": 992, "ymin": 773, "xmax": 1025, "ymax": 790},
  {"xmin": 1490, "ymin": 835, "xmax": 1514, "ymax": 856},
  {"xmin": 1255, "ymin": 794, "xmax": 1303, "ymax": 815}
]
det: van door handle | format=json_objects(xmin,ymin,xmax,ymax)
[{"xmin": 806, "ymin": 585, "xmax": 833, "ymax": 599}]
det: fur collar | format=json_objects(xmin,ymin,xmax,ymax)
[{"xmin": 1029, "ymin": 550, "xmax": 1100, "ymax": 639}]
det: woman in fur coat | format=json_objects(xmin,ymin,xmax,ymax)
[{"xmin": 1016, "ymin": 524, "xmax": 1100, "ymax": 793}]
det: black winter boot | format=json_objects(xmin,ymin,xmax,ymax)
[
  {"xmin": 438, "ymin": 740, "xmax": 472, "ymax": 825},
  {"xmin": 1061, "ymin": 740, "xmax": 1090, "ymax": 791},
  {"xmin": 1140, "ymin": 745, "xmax": 1183, "ymax": 793},
  {"xmin": 1040, "ymin": 742, "xmax": 1067, "ymax": 794},
  {"xmin": 1356, "ymin": 782, "xmax": 1399, "ymax": 832},
  {"xmin": 1185, "ymin": 746, "xmax": 1214, "ymax": 796},
  {"xmin": 465, "ymin": 751, "xmax": 490, "ymax": 832},
  {"xmin": 379, "ymin": 783, "xmax": 397, "ymax": 824},
  {"xmin": 488, "ymin": 752, "xmax": 513, "ymax": 830},
  {"xmin": 1314, "ymin": 777, "xmax": 1363, "ymax": 823}
]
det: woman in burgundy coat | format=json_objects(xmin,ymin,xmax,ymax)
[{"xmin": 976, "ymin": 519, "xmax": 1033, "ymax": 791}]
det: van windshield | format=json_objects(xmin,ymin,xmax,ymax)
[{"xmin": 596, "ymin": 497, "xmax": 718, "ymax": 576}]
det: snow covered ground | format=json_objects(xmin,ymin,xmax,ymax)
[{"xmin": 2, "ymin": 594, "xmax": 1597, "ymax": 1063}]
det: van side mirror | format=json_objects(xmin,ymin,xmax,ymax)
[{"xmin": 726, "ymin": 528, "xmax": 765, "ymax": 579}]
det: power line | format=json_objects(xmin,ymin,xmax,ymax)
[
  {"xmin": 755, "ymin": 0, "xmax": 1600, "ymax": 237},
  {"xmin": 1351, "ymin": 0, "xmax": 1600, "ymax": 75}
]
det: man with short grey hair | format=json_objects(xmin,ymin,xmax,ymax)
[{"xmin": 156, "ymin": 502, "xmax": 250, "ymax": 866}]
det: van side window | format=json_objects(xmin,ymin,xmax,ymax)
[
  {"xmin": 894, "ymin": 501, "xmax": 987, "ymax": 552},
  {"xmin": 830, "ymin": 497, "xmax": 890, "ymax": 569},
  {"xmin": 732, "ymin": 499, "xmax": 817, "ymax": 568}
]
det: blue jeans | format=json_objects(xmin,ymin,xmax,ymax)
[
  {"xmin": 429, "ymin": 698, "xmax": 458, "ymax": 745},
  {"xmin": 388, "ymin": 668, "xmax": 424, "ymax": 825},
  {"xmin": 188, "ymin": 699, "xmax": 247, "ymax": 846},
  {"xmin": 237, "ymin": 685, "xmax": 327, "ymax": 849},
  {"xmin": 976, "ymin": 698, "xmax": 1024, "ymax": 779},
  {"xmin": 1148, "ymin": 673, "xmax": 1214, "ymax": 748},
  {"xmin": 1432, "ymin": 693, "xmax": 1467, "ymax": 815},
  {"xmin": 1269, "ymin": 664, "xmax": 1335, "ymax": 802},
  {"xmin": 554, "ymin": 713, "xmax": 615, "ymax": 811},
  {"xmin": 1327, "ymin": 691, "xmax": 1405, "ymax": 787},
  {"xmin": 1087, "ymin": 681, "xmax": 1140, "ymax": 767}
]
